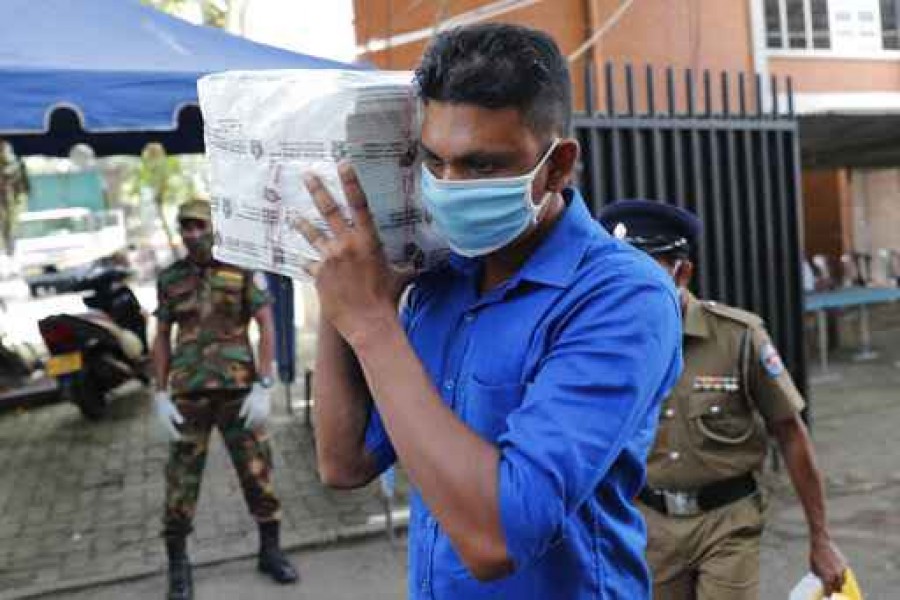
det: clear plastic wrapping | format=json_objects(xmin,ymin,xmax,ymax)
[{"xmin": 198, "ymin": 69, "xmax": 448, "ymax": 280}]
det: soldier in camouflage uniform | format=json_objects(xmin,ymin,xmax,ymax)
[
  {"xmin": 151, "ymin": 198, "xmax": 298, "ymax": 600},
  {"xmin": 599, "ymin": 200, "xmax": 848, "ymax": 600}
]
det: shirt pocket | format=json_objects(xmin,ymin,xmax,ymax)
[
  {"xmin": 687, "ymin": 391, "xmax": 759, "ymax": 446},
  {"xmin": 464, "ymin": 376, "xmax": 525, "ymax": 443},
  {"xmin": 211, "ymin": 280, "xmax": 244, "ymax": 318}
]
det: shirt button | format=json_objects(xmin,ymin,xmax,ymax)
[
  {"xmin": 464, "ymin": 313, "xmax": 475, "ymax": 323},
  {"xmin": 443, "ymin": 380, "xmax": 455, "ymax": 391},
  {"xmin": 710, "ymin": 405, "xmax": 721, "ymax": 415},
  {"xmin": 668, "ymin": 451, "xmax": 681, "ymax": 461},
  {"xmin": 664, "ymin": 408, "xmax": 675, "ymax": 418}
]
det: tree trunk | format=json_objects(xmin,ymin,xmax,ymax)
[{"xmin": 154, "ymin": 192, "xmax": 177, "ymax": 254}]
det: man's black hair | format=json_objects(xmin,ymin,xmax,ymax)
[{"xmin": 415, "ymin": 23, "xmax": 572, "ymax": 137}]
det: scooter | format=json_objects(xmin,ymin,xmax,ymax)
[{"xmin": 38, "ymin": 263, "xmax": 149, "ymax": 420}]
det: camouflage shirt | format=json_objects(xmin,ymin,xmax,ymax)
[{"xmin": 155, "ymin": 259, "xmax": 271, "ymax": 394}]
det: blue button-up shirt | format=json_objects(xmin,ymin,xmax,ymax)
[{"xmin": 365, "ymin": 189, "xmax": 682, "ymax": 599}]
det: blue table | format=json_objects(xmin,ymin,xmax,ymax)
[{"xmin": 804, "ymin": 286, "xmax": 900, "ymax": 376}]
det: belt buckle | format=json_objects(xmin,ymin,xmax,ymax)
[{"xmin": 663, "ymin": 490, "xmax": 700, "ymax": 517}]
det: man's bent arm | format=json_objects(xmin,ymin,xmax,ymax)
[
  {"xmin": 350, "ymin": 314, "xmax": 511, "ymax": 581},
  {"xmin": 152, "ymin": 320, "xmax": 172, "ymax": 388},
  {"xmin": 313, "ymin": 318, "xmax": 383, "ymax": 489}
]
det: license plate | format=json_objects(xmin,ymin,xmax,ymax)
[{"xmin": 47, "ymin": 352, "xmax": 83, "ymax": 376}]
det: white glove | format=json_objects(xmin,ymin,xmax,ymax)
[
  {"xmin": 154, "ymin": 390, "xmax": 184, "ymax": 442},
  {"xmin": 239, "ymin": 383, "xmax": 271, "ymax": 429}
]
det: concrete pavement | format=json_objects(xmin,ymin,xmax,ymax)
[
  {"xmin": 0, "ymin": 387, "xmax": 405, "ymax": 600},
  {"xmin": 40, "ymin": 536, "xmax": 407, "ymax": 600},
  {"xmin": 1, "ymin": 272, "xmax": 899, "ymax": 598}
]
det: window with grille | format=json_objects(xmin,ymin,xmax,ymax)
[
  {"xmin": 882, "ymin": 0, "xmax": 900, "ymax": 49},
  {"xmin": 765, "ymin": 0, "xmax": 832, "ymax": 49},
  {"xmin": 766, "ymin": 0, "xmax": 900, "ymax": 52}
]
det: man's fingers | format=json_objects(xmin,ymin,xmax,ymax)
[
  {"xmin": 293, "ymin": 216, "xmax": 329, "ymax": 252},
  {"xmin": 338, "ymin": 162, "xmax": 377, "ymax": 236},
  {"xmin": 303, "ymin": 173, "xmax": 350, "ymax": 236},
  {"xmin": 301, "ymin": 259, "xmax": 321, "ymax": 280}
]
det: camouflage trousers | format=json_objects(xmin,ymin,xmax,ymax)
[{"xmin": 162, "ymin": 389, "xmax": 281, "ymax": 539}]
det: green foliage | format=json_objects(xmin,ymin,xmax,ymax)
[
  {"xmin": 127, "ymin": 143, "xmax": 196, "ymax": 251},
  {"xmin": 141, "ymin": 0, "xmax": 230, "ymax": 28}
]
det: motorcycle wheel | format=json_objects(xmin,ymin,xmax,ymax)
[{"xmin": 62, "ymin": 374, "xmax": 107, "ymax": 420}]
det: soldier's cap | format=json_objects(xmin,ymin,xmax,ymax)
[
  {"xmin": 177, "ymin": 198, "xmax": 212, "ymax": 224},
  {"xmin": 598, "ymin": 199, "xmax": 701, "ymax": 257}
]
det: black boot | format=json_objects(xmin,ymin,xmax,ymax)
[
  {"xmin": 257, "ymin": 521, "xmax": 299, "ymax": 584},
  {"xmin": 165, "ymin": 537, "xmax": 193, "ymax": 600}
]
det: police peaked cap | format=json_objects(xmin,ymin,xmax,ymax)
[
  {"xmin": 177, "ymin": 198, "xmax": 212, "ymax": 224},
  {"xmin": 598, "ymin": 199, "xmax": 701, "ymax": 257}
]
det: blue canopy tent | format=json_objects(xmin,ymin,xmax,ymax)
[
  {"xmin": 0, "ymin": 0, "xmax": 353, "ymax": 157},
  {"xmin": 0, "ymin": 0, "xmax": 353, "ymax": 398}
]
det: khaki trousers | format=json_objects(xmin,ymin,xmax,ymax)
[{"xmin": 640, "ymin": 494, "xmax": 765, "ymax": 600}]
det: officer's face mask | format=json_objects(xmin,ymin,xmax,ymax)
[{"xmin": 420, "ymin": 139, "xmax": 560, "ymax": 257}]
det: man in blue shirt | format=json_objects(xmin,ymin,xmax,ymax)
[{"xmin": 295, "ymin": 24, "xmax": 682, "ymax": 599}]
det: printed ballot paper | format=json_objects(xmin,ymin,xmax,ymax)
[{"xmin": 197, "ymin": 70, "xmax": 449, "ymax": 281}]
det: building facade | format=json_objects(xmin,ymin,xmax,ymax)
[{"xmin": 353, "ymin": 0, "xmax": 900, "ymax": 285}]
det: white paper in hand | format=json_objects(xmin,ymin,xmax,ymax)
[{"xmin": 197, "ymin": 69, "xmax": 449, "ymax": 281}]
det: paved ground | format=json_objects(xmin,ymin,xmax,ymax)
[
  {"xmin": 45, "ymin": 536, "xmax": 407, "ymax": 600},
  {"xmin": 758, "ymin": 327, "xmax": 900, "ymax": 599},
  {"xmin": 1, "ymin": 273, "xmax": 899, "ymax": 598},
  {"xmin": 0, "ymin": 388, "xmax": 405, "ymax": 600}
]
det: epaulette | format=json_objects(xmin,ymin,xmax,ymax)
[{"xmin": 700, "ymin": 300, "xmax": 763, "ymax": 328}]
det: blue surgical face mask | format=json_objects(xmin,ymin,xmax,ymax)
[{"xmin": 420, "ymin": 139, "xmax": 560, "ymax": 257}]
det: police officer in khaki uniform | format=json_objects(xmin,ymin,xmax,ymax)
[
  {"xmin": 599, "ymin": 200, "xmax": 847, "ymax": 600},
  {"xmin": 152, "ymin": 199, "xmax": 298, "ymax": 600}
]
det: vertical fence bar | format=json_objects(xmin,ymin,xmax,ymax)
[
  {"xmin": 685, "ymin": 68, "xmax": 710, "ymax": 295},
  {"xmin": 649, "ymin": 66, "xmax": 667, "ymax": 200},
  {"xmin": 606, "ymin": 62, "xmax": 625, "ymax": 200},
  {"xmin": 625, "ymin": 64, "xmax": 646, "ymax": 198},
  {"xmin": 584, "ymin": 53, "xmax": 596, "ymax": 116},
  {"xmin": 669, "ymin": 67, "xmax": 687, "ymax": 208},
  {"xmin": 743, "ymin": 128, "xmax": 763, "ymax": 312},
  {"xmin": 722, "ymin": 71, "xmax": 746, "ymax": 307},
  {"xmin": 758, "ymin": 121, "xmax": 782, "ymax": 340}
]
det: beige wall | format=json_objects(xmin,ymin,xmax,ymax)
[
  {"xmin": 770, "ymin": 58, "xmax": 900, "ymax": 94},
  {"xmin": 849, "ymin": 169, "xmax": 900, "ymax": 283}
]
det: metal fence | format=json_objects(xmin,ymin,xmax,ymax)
[{"xmin": 574, "ymin": 62, "xmax": 806, "ymax": 394}]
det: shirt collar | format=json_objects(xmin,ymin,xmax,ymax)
[
  {"xmin": 447, "ymin": 188, "xmax": 598, "ymax": 289},
  {"xmin": 682, "ymin": 289, "xmax": 710, "ymax": 338}
]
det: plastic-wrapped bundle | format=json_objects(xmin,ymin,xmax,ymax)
[{"xmin": 197, "ymin": 69, "xmax": 448, "ymax": 280}]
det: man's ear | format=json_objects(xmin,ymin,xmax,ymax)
[
  {"xmin": 546, "ymin": 139, "xmax": 580, "ymax": 192},
  {"xmin": 675, "ymin": 259, "xmax": 695, "ymax": 289}
]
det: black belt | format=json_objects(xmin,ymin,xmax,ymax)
[{"xmin": 638, "ymin": 473, "xmax": 757, "ymax": 517}]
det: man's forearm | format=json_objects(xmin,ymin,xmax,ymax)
[
  {"xmin": 350, "ymin": 313, "xmax": 511, "ymax": 579},
  {"xmin": 774, "ymin": 415, "xmax": 830, "ymax": 539},
  {"xmin": 313, "ymin": 318, "xmax": 379, "ymax": 488},
  {"xmin": 151, "ymin": 329, "xmax": 171, "ymax": 389},
  {"xmin": 256, "ymin": 318, "xmax": 275, "ymax": 379}
]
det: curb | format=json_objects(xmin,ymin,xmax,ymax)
[{"xmin": 0, "ymin": 516, "xmax": 409, "ymax": 600}]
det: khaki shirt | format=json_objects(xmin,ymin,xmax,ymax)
[
  {"xmin": 646, "ymin": 291, "xmax": 805, "ymax": 490},
  {"xmin": 155, "ymin": 259, "xmax": 271, "ymax": 395}
]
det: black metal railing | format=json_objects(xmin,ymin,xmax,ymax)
[{"xmin": 575, "ymin": 62, "xmax": 806, "ymax": 394}]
